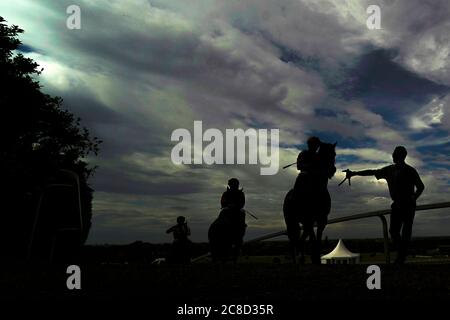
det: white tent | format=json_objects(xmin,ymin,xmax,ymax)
[{"xmin": 321, "ymin": 239, "xmax": 360, "ymax": 264}]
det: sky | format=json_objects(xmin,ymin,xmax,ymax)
[{"xmin": 2, "ymin": 0, "xmax": 450, "ymax": 244}]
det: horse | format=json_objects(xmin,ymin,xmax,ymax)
[
  {"xmin": 208, "ymin": 208, "xmax": 246, "ymax": 262},
  {"xmin": 283, "ymin": 141, "xmax": 336, "ymax": 264}
]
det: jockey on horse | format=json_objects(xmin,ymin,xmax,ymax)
[
  {"xmin": 209, "ymin": 178, "xmax": 247, "ymax": 262},
  {"xmin": 284, "ymin": 137, "xmax": 336, "ymax": 264}
]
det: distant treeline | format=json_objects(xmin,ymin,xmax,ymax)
[{"xmin": 81, "ymin": 237, "xmax": 450, "ymax": 264}]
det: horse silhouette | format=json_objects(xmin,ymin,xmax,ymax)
[
  {"xmin": 283, "ymin": 141, "xmax": 336, "ymax": 264},
  {"xmin": 208, "ymin": 208, "xmax": 246, "ymax": 262}
]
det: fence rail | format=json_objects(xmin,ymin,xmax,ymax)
[{"xmin": 245, "ymin": 201, "xmax": 450, "ymax": 264}]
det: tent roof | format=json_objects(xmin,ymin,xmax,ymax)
[{"xmin": 321, "ymin": 239, "xmax": 360, "ymax": 259}]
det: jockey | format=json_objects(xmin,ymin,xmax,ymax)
[
  {"xmin": 296, "ymin": 136, "xmax": 321, "ymax": 173},
  {"xmin": 166, "ymin": 216, "xmax": 191, "ymax": 263},
  {"xmin": 166, "ymin": 216, "xmax": 191, "ymax": 243},
  {"xmin": 220, "ymin": 178, "xmax": 246, "ymax": 232},
  {"xmin": 218, "ymin": 178, "xmax": 246, "ymax": 262},
  {"xmin": 294, "ymin": 136, "xmax": 321, "ymax": 192},
  {"xmin": 221, "ymin": 178, "xmax": 245, "ymax": 211}
]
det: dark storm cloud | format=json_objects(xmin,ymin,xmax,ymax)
[
  {"xmin": 337, "ymin": 49, "xmax": 449, "ymax": 99},
  {"xmin": 378, "ymin": 0, "xmax": 450, "ymax": 85},
  {"xmin": 340, "ymin": 50, "xmax": 449, "ymax": 107},
  {"xmin": 63, "ymin": 95, "xmax": 124, "ymax": 126},
  {"xmin": 92, "ymin": 167, "xmax": 206, "ymax": 196},
  {"xmin": 55, "ymin": 90, "xmax": 169, "ymax": 159},
  {"xmin": 18, "ymin": 44, "xmax": 37, "ymax": 53}
]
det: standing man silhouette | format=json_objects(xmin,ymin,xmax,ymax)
[{"xmin": 345, "ymin": 146, "xmax": 425, "ymax": 264}]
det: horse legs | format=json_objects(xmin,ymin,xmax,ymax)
[
  {"xmin": 317, "ymin": 223, "xmax": 325, "ymax": 251},
  {"xmin": 298, "ymin": 226, "xmax": 310, "ymax": 264},
  {"xmin": 311, "ymin": 223, "xmax": 326, "ymax": 265},
  {"xmin": 299, "ymin": 222, "xmax": 316, "ymax": 264},
  {"xmin": 299, "ymin": 219, "xmax": 319, "ymax": 264}
]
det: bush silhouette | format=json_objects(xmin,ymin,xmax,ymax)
[{"xmin": 0, "ymin": 17, "xmax": 101, "ymax": 260}]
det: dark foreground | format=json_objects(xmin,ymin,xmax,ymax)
[
  {"xmin": 1, "ymin": 262, "xmax": 449, "ymax": 300},
  {"xmin": 1, "ymin": 262, "xmax": 449, "ymax": 318}
]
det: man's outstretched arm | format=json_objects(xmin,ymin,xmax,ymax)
[
  {"xmin": 348, "ymin": 169, "xmax": 377, "ymax": 177},
  {"xmin": 339, "ymin": 169, "xmax": 379, "ymax": 186}
]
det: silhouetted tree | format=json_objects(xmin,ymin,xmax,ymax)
[{"xmin": 0, "ymin": 17, "xmax": 101, "ymax": 259}]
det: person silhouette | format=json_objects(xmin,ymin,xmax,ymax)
[
  {"xmin": 345, "ymin": 146, "xmax": 425, "ymax": 264},
  {"xmin": 297, "ymin": 136, "xmax": 321, "ymax": 172},
  {"xmin": 290, "ymin": 136, "xmax": 333, "ymax": 264},
  {"xmin": 166, "ymin": 216, "xmax": 191, "ymax": 263},
  {"xmin": 221, "ymin": 178, "xmax": 245, "ymax": 210},
  {"xmin": 219, "ymin": 178, "xmax": 246, "ymax": 261},
  {"xmin": 294, "ymin": 136, "xmax": 321, "ymax": 192}
]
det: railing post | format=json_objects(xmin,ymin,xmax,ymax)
[{"xmin": 378, "ymin": 215, "xmax": 390, "ymax": 264}]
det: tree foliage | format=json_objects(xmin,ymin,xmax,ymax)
[{"xmin": 0, "ymin": 17, "xmax": 100, "ymax": 253}]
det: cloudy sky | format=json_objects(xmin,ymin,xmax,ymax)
[{"xmin": 2, "ymin": 0, "xmax": 450, "ymax": 244}]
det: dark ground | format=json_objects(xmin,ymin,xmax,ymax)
[
  {"xmin": 1, "ymin": 262, "xmax": 449, "ymax": 300},
  {"xmin": 1, "ymin": 238, "xmax": 449, "ymax": 317},
  {"xmin": 0, "ymin": 262, "xmax": 449, "ymax": 318}
]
